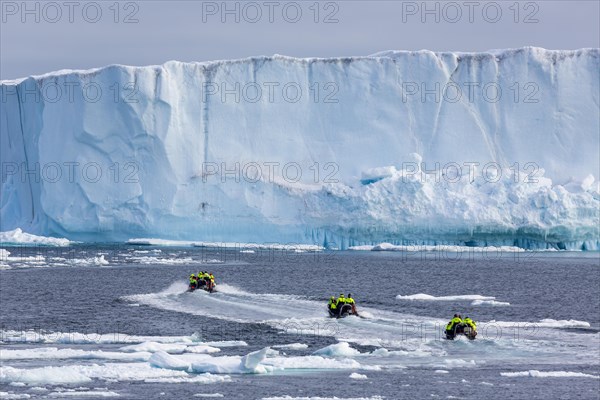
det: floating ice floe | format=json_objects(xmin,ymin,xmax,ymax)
[
  {"xmin": 0, "ymin": 392, "xmax": 32, "ymax": 399},
  {"xmin": 351, "ymin": 243, "xmax": 526, "ymax": 252},
  {"xmin": 147, "ymin": 345, "xmax": 364, "ymax": 376},
  {"xmin": 396, "ymin": 293, "xmax": 496, "ymax": 301},
  {"xmin": 151, "ymin": 348, "xmax": 273, "ymax": 374},
  {"xmin": 369, "ymin": 348, "xmax": 434, "ymax": 359},
  {"xmin": 0, "ymin": 330, "xmax": 245, "ymax": 346},
  {"xmin": 66, "ymin": 255, "xmax": 109, "ymax": 266},
  {"xmin": 46, "ymin": 389, "xmax": 121, "ymax": 397},
  {"xmin": 0, "ymin": 228, "xmax": 71, "ymax": 246},
  {"xmin": 127, "ymin": 238, "xmax": 323, "ymax": 251},
  {"xmin": 0, "ymin": 363, "xmax": 231, "ymax": 385},
  {"xmin": 132, "ymin": 249, "xmax": 162, "ymax": 254},
  {"xmin": 395, "ymin": 292, "xmax": 511, "ymax": 307},
  {"xmin": 0, "ymin": 347, "xmax": 151, "ymax": 361},
  {"xmin": 313, "ymin": 342, "xmax": 361, "ymax": 357},
  {"xmin": 127, "ymin": 256, "xmax": 223, "ymax": 265},
  {"xmin": 272, "ymin": 343, "xmax": 309, "ymax": 351},
  {"xmin": 0, "ymin": 250, "xmax": 111, "ymax": 270},
  {"xmin": 485, "ymin": 319, "xmax": 591, "ymax": 329},
  {"xmin": 0, "ymin": 229, "xmax": 72, "ymax": 246},
  {"xmin": 0, "ymin": 249, "xmax": 10, "ymax": 260},
  {"xmin": 0, "ymin": 248, "xmax": 47, "ymax": 270},
  {"xmin": 500, "ymin": 370, "xmax": 599, "ymax": 379},
  {"xmin": 262, "ymin": 396, "xmax": 385, "ymax": 400},
  {"xmin": 442, "ymin": 359, "xmax": 477, "ymax": 367},
  {"xmin": 263, "ymin": 355, "xmax": 360, "ymax": 371},
  {"xmin": 120, "ymin": 342, "xmax": 220, "ymax": 354},
  {"xmin": 471, "ymin": 299, "xmax": 511, "ymax": 306}
]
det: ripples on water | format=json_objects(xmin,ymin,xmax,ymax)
[{"xmin": 1, "ymin": 246, "xmax": 599, "ymax": 399}]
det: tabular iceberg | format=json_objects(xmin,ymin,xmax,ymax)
[{"xmin": 1, "ymin": 47, "xmax": 598, "ymax": 249}]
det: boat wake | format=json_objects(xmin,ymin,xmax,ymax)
[{"xmin": 123, "ymin": 282, "xmax": 599, "ymax": 368}]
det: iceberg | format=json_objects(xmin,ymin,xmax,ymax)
[
  {"xmin": 1, "ymin": 48, "xmax": 598, "ymax": 249},
  {"xmin": 0, "ymin": 228, "xmax": 71, "ymax": 246}
]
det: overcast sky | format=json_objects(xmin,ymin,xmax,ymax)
[{"xmin": 1, "ymin": 0, "xmax": 599, "ymax": 80}]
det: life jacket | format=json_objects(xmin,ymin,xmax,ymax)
[
  {"xmin": 328, "ymin": 298, "xmax": 337, "ymax": 309},
  {"xmin": 446, "ymin": 317, "xmax": 463, "ymax": 331},
  {"xmin": 336, "ymin": 296, "xmax": 346, "ymax": 305},
  {"xmin": 463, "ymin": 318, "xmax": 476, "ymax": 329},
  {"xmin": 346, "ymin": 297, "xmax": 355, "ymax": 304}
]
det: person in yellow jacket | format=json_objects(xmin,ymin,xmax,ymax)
[
  {"xmin": 346, "ymin": 293, "xmax": 358, "ymax": 316},
  {"xmin": 196, "ymin": 272, "xmax": 206, "ymax": 288},
  {"xmin": 336, "ymin": 293, "xmax": 346, "ymax": 307},
  {"xmin": 462, "ymin": 316, "xmax": 477, "ymax": 339},
  {"xmin": 345, "ymin": 294, "xmax": 355, "ymax": 304},
  {"xmin": 463, "ymin": 316, "xmax": 476, "ymax": 331},
  {"xmin": 189, "ymin": 274, "xmax": 198, "ymax": 290},
  {"xmin": 445, "ymin": 314, "xmax": 463, "ymax": 339},
  {"xmin": 327, "ymin": 296, "xmax": 337, "ymax": 315},
  {"xmin": 207, "ymin": 273, "xmax": 216, "ymax": 291}
]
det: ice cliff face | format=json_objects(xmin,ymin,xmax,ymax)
[{"xmin": 1, "ymin": 47, "xmax": 599, "ymax": 249}]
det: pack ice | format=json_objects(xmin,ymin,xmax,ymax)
[{"xmin": 1, "ymin": 47, "xmax": 598, "ymax": 249}]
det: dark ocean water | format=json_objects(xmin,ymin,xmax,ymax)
[{"xmin": 1, "ymin": 246, "xmax": 599, "ymax": 399}]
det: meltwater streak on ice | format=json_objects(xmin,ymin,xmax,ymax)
[{"xmin": 125, "ymin": 283, "xmax": 599, "ymax": 367}]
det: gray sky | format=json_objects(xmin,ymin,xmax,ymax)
[{"xmin": 1, "ymin": 0, "xmax": 599, "ymax": 80}]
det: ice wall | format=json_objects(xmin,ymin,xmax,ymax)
[{"xmin": 1, "ymin": 47, "xmax": 598, "ymax": 249}]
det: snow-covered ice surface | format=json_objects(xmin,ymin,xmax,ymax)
[
  {"xmin": 1, "ymin": 48, "xmax": 599, "ymax": 249},
  {"xmin": 0, "ymin": 229, "xmax": 71, "ymax": 246}
]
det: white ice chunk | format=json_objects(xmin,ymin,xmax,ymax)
[
  {"xmin": 313, "ymin": 342, "xmax": 361, "ymax": 357},
  {"xmin": 501, "ymin": 370, "xmax": 599, "ymax": 379}
]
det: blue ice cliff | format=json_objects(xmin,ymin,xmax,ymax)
[{"xmin": 1, "ymin": 48, "xmax": 598, "ymax": 249}]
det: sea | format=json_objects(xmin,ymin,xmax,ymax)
[{"xmin": 1, "ymin": 245, "xmax": 599, "ymax": 399}]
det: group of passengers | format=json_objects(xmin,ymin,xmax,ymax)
[
  {"xmin": 327, "ymin": 293, "xmax": 358, "ymax": 317},
  {"xmin": 189, "ymin": 272, "xmax": 215, "ymax": 291},
  {"xmin": 445, "ymin": 314, "xmax": 477, "ymax": 339}
]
